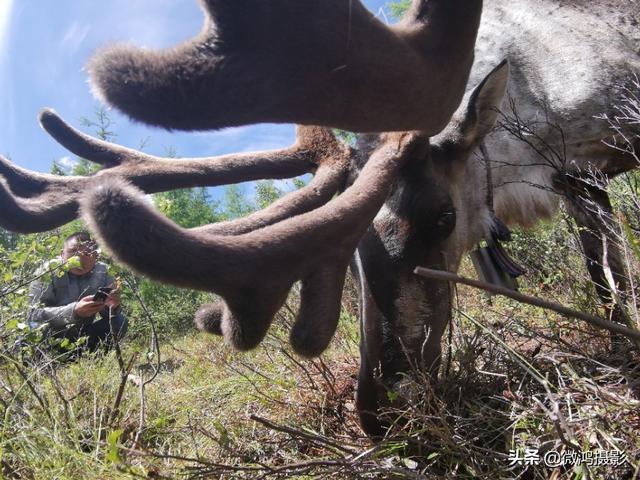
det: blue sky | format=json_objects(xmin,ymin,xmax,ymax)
[{"xmin": 0, "ymin": 0, "xmax": 393, "ymax": 192}]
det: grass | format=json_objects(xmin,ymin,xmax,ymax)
[
  {"xmin": 2, "ymin": 165, "xmax": 640, "ymax": 479},
  {"xmin": 1, "ymin": 254, "xmax": 639, "ymax": 479}
]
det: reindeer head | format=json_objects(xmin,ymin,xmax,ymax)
[
  {"xmin": 0, "ymin": 0, "xmax": 487, "ymax": 437},
  {"xmin": 354, "ymin": 61, "xmax": 510, "ymax": 436}
]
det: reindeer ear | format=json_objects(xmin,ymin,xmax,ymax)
[{"xmin": 459, "ymin": 59, "xmax": 510, "ymax": 143}]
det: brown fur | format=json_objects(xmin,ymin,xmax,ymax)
[
  {"xmin": 87, "ymin": 0, "xmax": 482, "ymax": 133},
  {"xmin": 194, "ymin": 302, "xmax": 223, "ymax": 335},
  {"xmin": 76, "ymin": 132, "xmax": 428, "ymax": 356},
  {"xmin": 0, "ymin": 111, "xmax": 331, "ymax": 234}
]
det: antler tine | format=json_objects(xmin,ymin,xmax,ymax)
[
  {"xmin": 192, "ymin": 154, "xmax": 348, "ymax": 237},
  {"xmin": 39, "ymin": 109, "xmax": 318, "ymax": 186},
  {"xmin": 0, "ymin": 155, "xmax": 87, "ymax": 233},
  {"xmin": 39, "ymin": 108, "xmax": 143, "ymax": 168},
  {"xmin": 80, "ymin": 131, "xmax": 429, "ymax": 356},
  {"xmin": 0, "ymin": 176, "xmax": 80, "ymax": 233},
  {"xmin": 88, "ymin": 0, "xmax": 482, "ymax": 133},
  {"xmin": 0, "ymin": 112, "xmax": 333, "ymax": 233}
]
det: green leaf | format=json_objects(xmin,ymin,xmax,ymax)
[
  {"xmin": 212, "ymin": 421, "xmax": 231, "ymax": 449},
  {"xmin": 106, "ymin": 429, "xmax": 124, "ymax": 464},
  {"xmin": 621, "ymin": 214, "xmax": 640, "ymax": 262},
  {"xmin": 65, "ymin": 256, "xmax": 81, "ymax": 270}
]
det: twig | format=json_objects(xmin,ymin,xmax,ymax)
[
  {"xmin": 131, "ymin": 366, "xmax": 146, "ymax": 450},
  {"xmin": 280, "ymin": 348, "xmax": 319, "ymax": 391},
  {"xmin": 250, "ymin": 414, "xmax": 357, "ymax": 455},
  {"xmin": 10, "ymin": 360, "xmax": 54, "ymax": 423},
  {"xmin": 46, "ymin": 365, "xmax": 72, "ymax": 427},
  {"xmin": 122, "ymin": 447, "xmax": 265, "ymax": 472},
  {"xmin": 123, "ymin": 274, "xmax": 161, "ymax": 386},
  {"xmin": 0, "ymin": 258, "xmax": 72, "ymax": 298},
  {"xmin": 414, "ymin": 267, "xmax": 640, "ymax": 343},
  {"xmin": 313, "ymin": 357, "xmax": 338, "ymax": 397},
  {"xmin": 223, "ymin": 362, "xmax": 290, "ymax": 407},
  {"xmin": 108, "ymin": 343, "xmax": 137, "ymax": 427}
]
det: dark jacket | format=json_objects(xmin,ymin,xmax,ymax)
[{"xmin": 28, "ymin": 259, "xmax": 125, "ymax": 330}]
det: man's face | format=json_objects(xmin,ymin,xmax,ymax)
[{"xmin": 61, "ymin": 238, "xmax": 98, "ymax": 276}]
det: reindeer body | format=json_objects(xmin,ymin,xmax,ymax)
[{"xmin": 473, "ymin": 0, "xmax": 640, "ymax": 227}]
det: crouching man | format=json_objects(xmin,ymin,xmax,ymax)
[{"xmin": 28, "ymin": 231, "xmax": 128, "ymax": 352}]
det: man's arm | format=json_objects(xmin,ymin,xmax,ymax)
[{"xmin": 27, "ymin": 276, "xmax": 79, "ymax": 329}]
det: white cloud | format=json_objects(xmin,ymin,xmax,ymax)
[
  {"xmin": 0, "ymin": 0, "xmax": 15, "ymax": 148},
  {"xmin": 57, "ymin": 155, "xmax": 78, "ymax": 170},
  {"xmin": 0, "ymin": 0, "xmax": 13, "ymax": 61},
  {"xmin": 60, "ymin": 22, "xmax": 91, "ymax": 55}
]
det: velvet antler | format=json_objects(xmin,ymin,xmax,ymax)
[
  {"xmin": 0, "ymin": 109, "xmax": 343, "ymax": 233},
  {"xmin": 79, "ymin": 131, "xmax": 428, "ymax": 357},
  {"xmin": 88, "ymin": 0, "xmax": 482, "ymax": 133}
]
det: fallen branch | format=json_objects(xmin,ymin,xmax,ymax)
[
  {"xmin": 250, "ymin": 414, "xmax": 357, "ymax": 455},
  {"xmin": 414, "ymin": 267, "xmax": 640, "ymax": 345}
]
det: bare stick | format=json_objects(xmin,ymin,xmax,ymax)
[
  {"xmin": 250, "ymin": 415, "xmax": 357, "ymax": 455},
  {"xmin": 414, "ymin": 267, "xmax": 640, "ymax": 344},
  {"xmin": 108, "ymin": 303, "xmax": 137, "ymax": 430}
]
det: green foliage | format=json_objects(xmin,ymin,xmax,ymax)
[
  {"xmin": 508, "ymin": 213, "xmax": 583, "ymax": 289},
  {"xmin": 291, "ymin": 177, "xmax": 307, "ymax": 190},
  {"xmin": 611, "ymin": 170, "xmax": 640, "ymax": 245},
  {"xmin": 105, "ymin": 429, "xmax": 124, "ymax": 464},
  {"xmin": 0, "ymin": 229, "xmax": 18, "ymax": 250},
  {"xmin": 154, "ymin": 187, "xmax": 222, "ymax": 228},
  {"xmin": 50, "ymin": 161, "xmax": 67, "ymax": 176},
  {"xmin": 48, "ymin": 107, "xmax": 115, "ymax": 177},
  {"xmin": 222, "ymin": 184, "xmax": 255, "ymax": 219},
  {"xmin": 80, "ymin": 107, "xmax": 116, "ymax": 142},
  {"xmin": 255, "ymin": 180, "xmax": 284, "ymax": 210},
  {"xmin": 621, "ymin": 215, "xmax": 640, "ymax": 262},
  {"xmin": 333, "ymin": 129, "xmax": 357, "ymax": 147},
  {"xmin": 387, "ymin": 0, "xmax": 411, "ymax": 20}
]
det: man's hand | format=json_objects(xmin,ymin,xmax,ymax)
[
  {"xmin": 105, "ymin": 289, "xmax": 121, "ymax": 309},
  {"xmin": 74, "ymin": 295, "xmax": 106, "ymax": 318}
]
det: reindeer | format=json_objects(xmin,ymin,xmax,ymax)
[
  {"xmin": 0, "ymin": 0, "xmax": 637, "ymax": 438},
  {"xmin": 353, "ymin": 0, "xmax": 640, "ymax": 433}
]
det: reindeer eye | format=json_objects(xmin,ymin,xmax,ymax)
[{"xmin": 436, "ymin": 208, "xmax": 456, "ymax": 235}]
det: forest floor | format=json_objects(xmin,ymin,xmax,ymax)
[{"xmin": 2, "ymin": 258, "xmax": 639, "ymax": 479}]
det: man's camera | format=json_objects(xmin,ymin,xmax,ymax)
[{"xmin": 93, "ymin": 287, "xmax": 113, "ymax": 302}]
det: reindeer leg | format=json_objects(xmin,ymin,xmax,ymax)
[{"xmin": 562, "ymin": 177, "xmax": 631, "ymax": 351}]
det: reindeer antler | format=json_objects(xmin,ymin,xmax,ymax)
[
  {"xmin": 0, "ymin": 109, "xmax": 342, "ymax": 233},
  {"xmin": 88, "ymin": 0, "xmax": 482, "ymax": 133},
  {"xmin": 1, "ymin": 110, "xmax": 427, "ymax": 356},
  {"xmin": 0, "ymin": 0, "xmax": 482, "ymax": 357},
  {"xmin": 78, "ymin": 131, "xmax": 428, "ymax": 357}
]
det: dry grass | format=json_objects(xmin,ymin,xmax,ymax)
[{"xmin": 1, "ymin": 259, "xmax": 639, "ymax": 480}]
